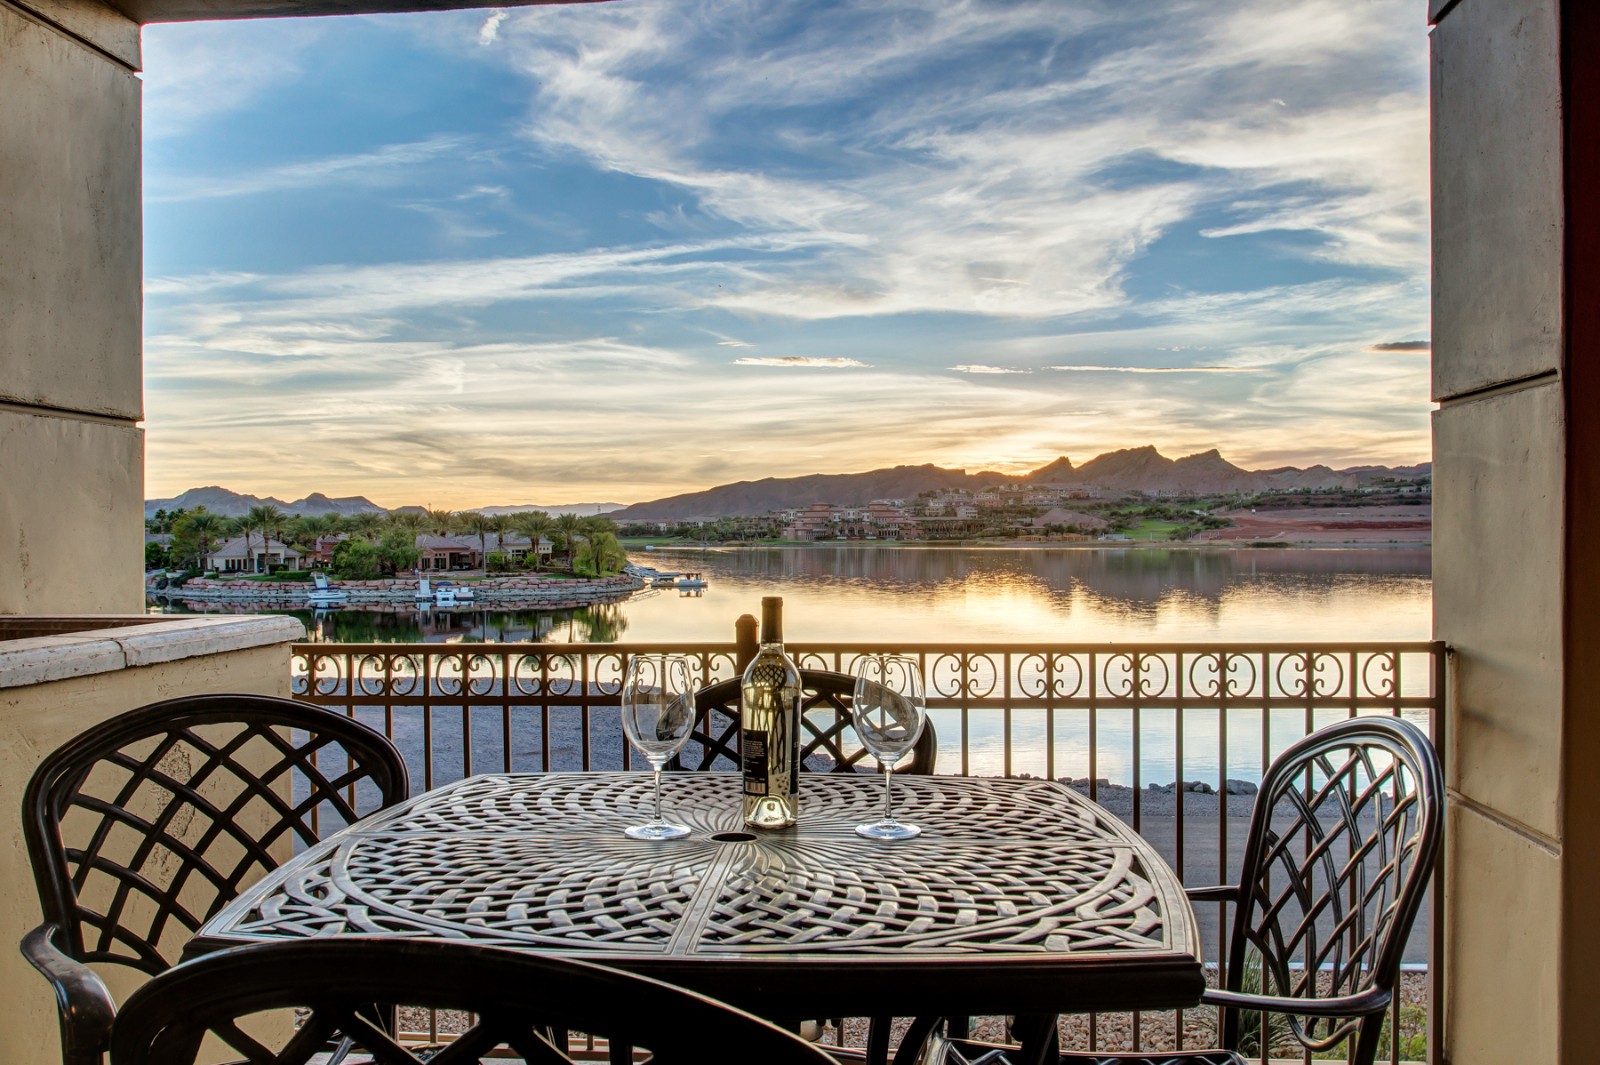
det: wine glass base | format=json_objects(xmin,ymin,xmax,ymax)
[
  {"xmin": 856, "ymin": 820, "xmax": 921, "ymax": 840},
  {"xmin": 626, "ymin": 822, "xmax": 691, "ymax": 840}
]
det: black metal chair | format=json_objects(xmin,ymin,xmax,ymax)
[
  {"xmin": 20, "ymin": 693, "xmax": 410, "ymax": 1065},
  {"xmin": 107, "ymin": 937, "xmax": 837, "ymax": 1065},
  {"xmin": 908, "ymin": 716, "xmax": 1443, "ymax": 1065},
  {"xmin": 681, "ymin": 668, "xmax": 938, "ymax": 774}
]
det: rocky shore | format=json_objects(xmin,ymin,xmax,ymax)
[{"xmin": 149, "ymin": 573, "xmax": 643, "ymax": 607}]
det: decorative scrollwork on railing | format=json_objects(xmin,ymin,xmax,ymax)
[
  {"xmin": 1015, "ymin": 652, "xmax": 1087, "ymax": 700},
  {"xmin": 929, "ymin": 652, "xmax": 999, "ymax": 700},
  {"xmin": 1360, "ymin": 651, "xmax": 1400, "ymax": 700},
  {"xmin": 1274, "ymin": 651, "xmax": 1347, "ymax": 701},
  {"xmin": 1100, "ymin": 652, "xmax": 1173, "ymax": 701},
  {"xmin": 1185, "ymin": 650, "xmax": 1261, "ymax": 701}
]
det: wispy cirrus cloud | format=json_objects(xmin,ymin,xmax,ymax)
[
  {"xmin": 147, "ymin": 135, "xmax": 476, "ymax": 202},
  {"xmin": 1369, "ymin": 340, "xmax": 1431, "ymax": 352},
  {"xmin": 733, "ymin": 356, "xmax": 870, "ymax": 368},
  {"xmin": 1049, "ymin": 365, "xmax": 1263, "ymax": 374},
  {"xmin": 951, "ymin": 365, "xmax": 1031, "ymax": 375}
]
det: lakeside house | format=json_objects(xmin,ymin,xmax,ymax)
[
  {"xmin": 202, "ymin": 535, "xmax": 305, "ymax": 574},
  {"xmin": 781, "ymin": 500, "xmax": 922, "ymax": 541}
]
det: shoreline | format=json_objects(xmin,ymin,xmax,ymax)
[{"xmin": 633, "ymin": 538, "xmax": 1432, "ymax": 551}]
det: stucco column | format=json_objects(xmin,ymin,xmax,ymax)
[
  {"xmin": 0, "ymin": 0, "xmax": 143, "ymax": 614},
  {"xmin": 1432, "ymin": 0, "xmax": 1600, "ymax": 1061}
]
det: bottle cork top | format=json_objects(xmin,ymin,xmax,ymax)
[{"xmin": 760, "ymin": 596, "xmax": 783, "ymax": 643}]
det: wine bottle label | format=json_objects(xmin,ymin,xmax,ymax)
[{"xmin": 742, "ymin": 731, "xmax": 769, "ymax": 795}]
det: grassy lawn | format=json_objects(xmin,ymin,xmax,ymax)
[{"xmin": 1120, "ymin": 518, "xmax": 1187, "ymax": 540}]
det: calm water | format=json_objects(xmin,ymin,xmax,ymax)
[
  {"xmin": 154, "ymin": 546, "xmax": 1432, "ymax": 645},
  {"xmin": 155, "ymin": 547, "xmax": 1432, "ymax": 785}
]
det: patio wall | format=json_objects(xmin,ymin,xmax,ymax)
[
  {"xmin": 0, "ymin": 615, "xmax": 301, "ymax": 1065},
  {"xmin": 1431, "ymin": 1, "xmax": 1600, "ymax": 1062},
  {"xmin": 0, "ymin": 0, "xmax": 144, "ymax": 615}
]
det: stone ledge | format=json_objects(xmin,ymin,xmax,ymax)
[{"xmin": 0, "ymin": 614, "xmax": 305, "ymax": 688}]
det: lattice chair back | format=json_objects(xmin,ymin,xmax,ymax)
[
  {"xmin": 109, "ymin": 938, "xmax": 836, "ymax": 1065},
  {"xmin": 680, "ymin": 669, "xmax": 937, "ymax": 774},
  {"xmin": 23, "ymin": 694, "xmax": 410, "ymax": 977},
  {"xmin": 1220, "ymin": 715, "xmax": 1442, "ymax": 1063}
]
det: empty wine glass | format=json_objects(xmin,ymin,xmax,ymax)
[
  {"xmin": 849, "ymin": 655, "xmax": 926, "ymax": 840},
  {"xmin": 620, "ymin": 654, "xmax": 697, "ymax": 840}
]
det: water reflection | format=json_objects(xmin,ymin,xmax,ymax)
[{"xmin": 151, "ymin": 546, "xmax": 1431, "ymax": 645}]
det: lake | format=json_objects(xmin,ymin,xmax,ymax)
[{"xmin": 155, "ymin": 544, "xmax": 1432, "ymax": 646}]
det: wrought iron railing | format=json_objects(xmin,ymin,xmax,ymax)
[{"xmin": 291, "ymin": 637, "xmax": 1445, "ymax": 1063}]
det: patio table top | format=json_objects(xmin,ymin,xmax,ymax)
[{"xmin": 187, "ymin": 772, "xmax": 1204, "ymax": 1021}]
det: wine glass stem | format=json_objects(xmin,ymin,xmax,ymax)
[
  {"xmin": 653, "ymin": 768, "xmax": 665, "ymax": 825},
  {"xmin": 881, "ymin": 757, "xmax": 899, "ymax": 823}
]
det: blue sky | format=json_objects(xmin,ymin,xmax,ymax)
[{"xmin": 142, "ymin": 0, "xmax": 1431, "ymax": 509}]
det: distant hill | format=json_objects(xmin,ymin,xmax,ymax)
[
  {"xmin": 145, "ymin": 487, "xmax": 626, "ymax": 520},
  {"xmin": 479, "ymin": 503, "xmax": 627, "ymax": 517},
  {"xmin": 144, "ymin": 487, "xmax": 386, "ymax": 519},
  {"xmin": 609, "ymin": 448, "xmax": 1432, "ymax": 521}
]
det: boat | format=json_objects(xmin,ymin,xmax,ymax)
[
  {"xmin": 306, "ymin": 572, "xmax": 350, "ymax": 605},
  {"xmin": 434, "ymin": 581, "xmax": 477, "ymax": 606},
  {"xmin": 676, "ymin": 572, "xmax": 707, "ymax": 589},
  {"xmin": 415, "ymin": 577, "xmax": 433, "ymax": 601}
]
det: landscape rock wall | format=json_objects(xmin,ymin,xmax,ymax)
[{"xmin": 154, "ymin": 574, "xmax": 642, "ymax": 607}]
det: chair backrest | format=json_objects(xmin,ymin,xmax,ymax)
[
  {"xmin": 682, "ymin": 668, "xmax": 937, "ymax": 774},
  {"xmin": 1221, "ymin": 715, "xmax": 1442, "ymax": 1059},
  {"xmin": 109, "ymin": 938, "xmax": 837, "ymax": 1065},
  {"xmin": 23, "ymin": 694, "xmax": 409, "ymax": 976}
]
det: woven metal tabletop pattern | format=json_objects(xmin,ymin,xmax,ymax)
[{"xmin": 192, "ymin": 773, "xmax": 1200, "ymax": 1013}]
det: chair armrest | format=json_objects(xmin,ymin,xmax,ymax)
[
  {"xmin": 1202, "ymin": 985, "xmax": 1391, "ymax": 1019},
  {"xmin": 1183, "ymin": 884, "xmax": 1239, "ymax": 903},
  {"xmin": 20, "ymin": 923, "xmax": 117, "ymax": 1061}
]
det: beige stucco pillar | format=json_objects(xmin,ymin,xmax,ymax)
[
  {"xmin": 1432, "ymin": 0, "xmax": 1600, "ymax": 1061},
  {"xmin": 0, "ymin": 0, "xmax": 144, "ymax": 614}
]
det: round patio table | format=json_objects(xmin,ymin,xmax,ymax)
[{"xmin": 187, "ymin": 772, "xmax": 1204, "ymax": 1059}]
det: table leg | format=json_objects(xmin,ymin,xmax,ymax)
[{"xmin": 1009, "ymin": 1014, "xmax": 1059, "ymax": 1065}]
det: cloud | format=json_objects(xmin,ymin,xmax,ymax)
[
  {"xmin": 733, "ymin": 356, "xmax": 870, "ymax": 368},
  {"xmin": 142, "ymin": 21, "xmax": 324, "ymax": 138},
  {"xmin": 951, "ymin": 365, "xmax": 1031, "ymax": 375},
  {"xmin": 1369, "ymin": 340, "xmax": 1431, "ymax": 352},
  {"xmin": 1048, "ymin": 365, "xmax": 1264, "ymax": 374},
  {"xmin": 479, "ymin": 10, "xmax": 508, "ymax": 46},
  {"xmin": 479, "ymin": 0, "xmax": 1428, "ymax": 323},
  {"xmin": 148, "ymin": 135, "xmax": 475, "ymax": 202}
]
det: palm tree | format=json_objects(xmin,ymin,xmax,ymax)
[
  {"xmin": 348, "ymin": 511, "xmax": 385, "ymax": 542},
  {"xmin": 181, "ymin": 510, "xmax": 225, "ymax": 570},
  {"xmin": 510, "ymin": 511, "xmax": 554, "ymax": 571},
  {"xmin": 243, "ymin": 505, "xmax": 285, "ymax": 573},
  {"xmin": 555, "ymin": 513, "xmax": 583, "ymax": 570},
  {"xmin": 425, "ymin": 508, "xmax": 456, "ymax": 536},
  {"xmin": 456, "ymin": 511, "xmax": 499, "ymax": 570}
]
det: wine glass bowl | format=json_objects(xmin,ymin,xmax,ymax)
[
  {"xmin": 620, "ymin": 655, "xmax": 697, "ymax": 840},
  {"xmin": 849, "ymin": 655, "xmax": 926, "ymax": 840}
]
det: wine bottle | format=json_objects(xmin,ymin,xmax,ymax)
[{"xmin": 741, "ymin": 596, "xmax": 801, "ymax": 828}]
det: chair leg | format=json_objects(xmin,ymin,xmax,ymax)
[{"xmin": 893, "ymin": 1016, "xmax": 943, "ymax": 1065}]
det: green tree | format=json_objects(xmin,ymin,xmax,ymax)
[
  {"xmin": 510, "ymin": 511, "xmax": 554, "ymax": 571},
  {"xmin": 348, "ymin": 510, "xmax": 385, "ymax": 542},
  {"xmin": 144, "ymin": 539, "xmax": 169, "ymax": 570},
  {"xmin": 375, "ymin": 528, "xmax": 421, "ymax": 574},
  {"xmin": 330, "ymin": 537, "xmax": 383, "ymax": 580},
  {"xmin": 170, "ymin": 508, "xmax": 225, "ymax": 570},
  {"xmin": 555, "ymin": 513, "xmax": 583, "ymax": 570},
  {"xmin": 456, "ymin": 511, "xmax": 499, "ymax": 570}
]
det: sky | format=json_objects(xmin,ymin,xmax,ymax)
[{"xmin": 141, "ymin": 0, "xmax": 1433, "ymax": 510}]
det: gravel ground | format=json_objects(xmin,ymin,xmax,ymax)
[{"xmin": 396, "ymin": 972, "xmax": 1428, "ymax": 1060}]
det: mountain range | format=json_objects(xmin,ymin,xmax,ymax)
[
  {"xmin": 146, "ymin": 448, "xmax": 1430, "ymax": 522},
  {"xmin": 143, "ymin": 486, "xmax": 625, "ymax": 520},
  {"xmin": 607, "ymin": 447, "xmax": 1431, "ymax": 521}
]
